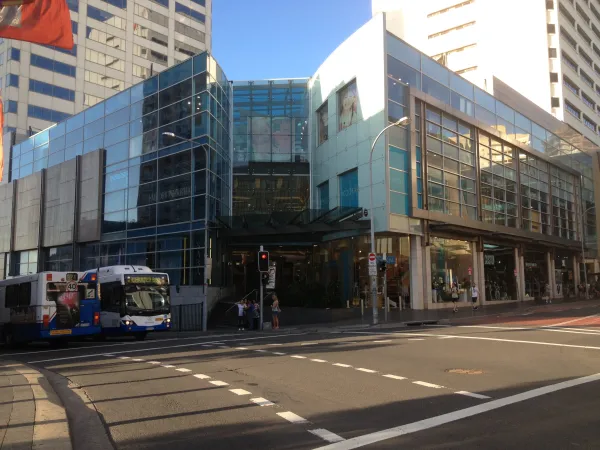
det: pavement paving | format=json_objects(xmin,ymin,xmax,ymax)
[{"xmin": 4, "ymin": 300, "xmax": 600, "ymax": 449}]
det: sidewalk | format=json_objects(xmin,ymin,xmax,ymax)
[{"xmin": 0, "ymin": 362, "xmax": 71, "ymax": 450}]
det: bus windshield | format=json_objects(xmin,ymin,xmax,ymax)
[{"xmin": 123, "ymin": 284, "xmax": 170, "ymax": 315}]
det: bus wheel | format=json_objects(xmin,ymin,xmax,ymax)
[{"xmin": 134, "ymin": 332, "xmax": 147, "ymax": 341}]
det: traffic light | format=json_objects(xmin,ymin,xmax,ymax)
[
  {"xmin": 378, "ymin": 259, "xmax": 387, "ymax": 273},
  {"xmin": 261, "ymin": 272, "xmax": 269, "ymax": 285},
  {"xmin": 258, "ymin": 251, "xmax": 269, "ymax": 272}
]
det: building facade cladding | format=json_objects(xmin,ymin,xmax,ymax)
[
  {"xmin": 0, "ymin": 0, "xmax": 211, "ymax": 143},
  {"xmin": 308, "ymin": 15, "xmax": 599, "ymax": 310},
  {"xmin": 3, "ymin": 52, "xmax": 231, "ymax": 289},
  {"xmin": 232, "ymin": 79, "xmax": 309, "ymax": 215}
]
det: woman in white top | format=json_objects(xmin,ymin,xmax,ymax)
[
  {"xmin": 237, "ymin": 300, "xmax": 246, "ymax": 331},
  {"xmin": 472, "ymin": 284, "xmax": 479, "ymax": 311}
]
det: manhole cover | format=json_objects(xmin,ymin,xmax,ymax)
[{"xmin": 446, "ymin": 369, "xmax": 484, "ymax": 375}]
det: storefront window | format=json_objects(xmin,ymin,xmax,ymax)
[
  {"xmin": 555, "ymin": 252, "xmax": 575, "ymax": 297},
  {"xmin": 483, "ymin": 244, "xmax": 517, "ymax": 301},
  {"xmin": 550, "ymin": 167, "xmax": 578, "ymax": 240},
  {"xmin": 430, "ymin": 237, "xmax": 473, "ymax": 303},
  {"xmin": 519, "ymin": 151, "xmax": 550, "ymax": 234},
  {"xmin": 524, "ymin": 250, "xmax": 548, "ymax": 299}
]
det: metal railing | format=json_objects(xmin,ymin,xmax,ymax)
[{"xmin": 172, "ymin": 303, "xmax": 204, "ymax": 331}]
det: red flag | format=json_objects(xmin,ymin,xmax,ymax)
[{"xmin": 0, "ymin": 0, "xmax": 73, "ymax": 50}]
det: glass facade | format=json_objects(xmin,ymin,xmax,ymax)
[
  {"xmin": 232, "ymin": 79, "xmax": 309, "ymax": 215},
  {"xmin": 9, "ymin": 52, "xmax": 231, "ymax": 287}
]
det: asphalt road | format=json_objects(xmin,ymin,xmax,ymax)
[{"xmin": 6, "ymin": 301, "xmax": 600, "ymax": 449}]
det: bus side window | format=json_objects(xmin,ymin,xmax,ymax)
[
  {"xmin": 5, "ymin": 285, "xmax": 17, "ymax": 308},
  {"xmin": 18, "ymin": 283, "xmax": 31, "ymax": 307}
]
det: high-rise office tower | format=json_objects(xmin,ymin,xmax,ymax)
[
  {"xmin": 373, "ymin": 0, "xmax": 600, "ymax": 146},
  {"xmin": 1, "ymin": 0, "xmax": 211, "ymax": 143}
]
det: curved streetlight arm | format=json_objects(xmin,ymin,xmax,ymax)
[{"xmin": 368, "ymin": 117, "xmax": 410, "ymax": 324}]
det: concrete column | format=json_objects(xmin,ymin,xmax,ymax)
[
  {"xmin": 547, "ymin": 251, "xmax": 556, "ymax": 298},
  {"xmin": 572, "ymin": 255, "xmax": 580, "ymax": 289},
  {"xmin": 423, "ymin": 241, "xmax": 432, "ymax": 308},
  {"xmin": 478, "ymin": 249, "xmax": 486, "ymax": 303},
  {"xmin": 410, "ymin": 235, "xmax": 425, "ymax": 310},
  {"xmin": 517, "ymin": 248, "xmax": 525, "ymax": 301}
]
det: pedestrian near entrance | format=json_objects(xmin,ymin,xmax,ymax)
[
  {"xmin": 253, "ymin": 300, "xmax": 260, "ymax": 330},
  {"xmin": 472, "ymin": 283, "xmax": 479, "ymax": 310},
  {"xmin": 451, "ymin": 283, "xmax": 459, "ymax": 313},
  {"xmin": 237, "ymin": 300, "xmax": 246, "ymax": 331},
  {"xmin": 271, "ymin": 293, "xmax": 281, "ymax": 330}
]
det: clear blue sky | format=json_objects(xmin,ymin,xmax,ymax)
[{"xmin": 212, "ymin": 0, "xmax": 372, "ymax": 80}]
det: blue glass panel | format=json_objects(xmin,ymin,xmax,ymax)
[
  {"xmin": 84, "ymin": 118, "xmax": 104, "ymax": 139},
  {"xmin": 21, "ymin": 151, "xmax": 33, "ymax": 165},
  {"xmin": 449, "ymin": 72, "xmax": 474, "ymax": 100},
  {"xmin": 105, "ymin": 107, "xmax": 130, "ymax": 131},
  {"xmin": 319, "ymin": 182, "xmax": 329, "ymax": 210},
  {"xmin": 422, "ymin": 76, "xmax": 450, "ymax": 103},
  {"xmin": 474, "ymin": 105, "xmax": 496, "ymax": 128},
  {"xmin": 66, "ymin": 114, "xmax": 84, "ymax": 132},
  {"xmin": 474, "ymin": 87, "xmax": 496, "ymax": 112},
  {"xmin": 9, "ymin": 48, "xmax": 20, "ymax": 62},
  {"xmin": 84, "ymin": 102, "xmax": 105, "ymax": 124},
  {"xmin": 47, "ymin": 138, "xmax": 61, "ymax": 155},
  {"xmin": 67, "ymin": 0, "xmax": 78, "ymax": 12},
  {"xmin": 386, "ymin": 34, "xmax": 420, "ymax": 69},
  {"xmin": 389, "ymin": 146, "xmax": 409, "ymax": 170},
  {"xmin": 6, "ymin": 73, "xmax": 18, "ymax": 87},
  {"xmin": 144, "ymin": 76, "xmax": 159, "ymax": 96},
  {"xmin": 339, "ymin": 169, "xmax": 358, "ymax": 208},
  {"xmin": 49, "ymin": 123, "xmax": 65, "ymax": 139},
  {"xmin": 65, "ymin": 127, "xmax": 84, "ymax": 147},
  {"xmin": 421, "ymin": 56, "xmax": 449, "ymax": 86},
  {"xmin": 388, "ymin": 78, "xmax": 407, "ymax": 105},
  {"xmin": 34, "ymin": 129, "xmax": 49, "ymax": 147},
  {"xmin": 83, "ymin": 134, "xmax": 104, "ymax": 154},
  {"xmin": 388, "ymin": 101, "xmax": 406, "ymax": 124},
  {"xmin": 390, "ymin": 169, "xmax": 409, "ymax": 193},
  {"xmin": 105, "ymin": 89, "xmax": 130, "ymax": 115},
  {"xmin": 106, "ymin": 140, "xmax": 129, "ymax": 165},
  {"xmin": 104, "ymin": 124, "xmax": 129, "ymax": 147},
  {"xmin": 20, "ymin": 164, "xmax": 33, "ymax": 177},
  {"xmin": 65, "ymin": 143, "xmax": 83, "ymax": 160},
  {"xmin": 450, "ymin": 91, "xmax": 474, "ymax": 117},
  {"xmin": 105, "ymin": 169, "xmax": 129, "ymax": 192},
  {"xmin": 193, "ymin": 53, "xmax": 207, "ymax": 74},
  {"xmin": 496, "ymin": 101, "xmax": 515, "ymax": 123},
  {"xmin": 390, "ymin": 192, "xmax": 409, "ymax": 215},
  {"xmin": 48, "ymin": 150, "xmax": 65, "ymax": 167},
  {"xmin": 159, "ymin": 59, "xmax": 193, "ymax": 90}
]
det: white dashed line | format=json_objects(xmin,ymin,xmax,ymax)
[
  {"xmin": 407, "ymin": 338, "xmax": 425, "ymax": 341},
  {"xmin": 438, "ymin": 336, "xmax": 455, "ymax": 339},
  {"xmin": 230, "ymin": 389, "xmax": 252, "ymax": 396},
  {"xmin": 268, "ymin": 343, "xmax": 283, "ymax": 346},
  {"xmin": 162, "ymin": 365, "xmax": 175, "ymax": 368},
  {"xmin": 356, "ymin": 368, "xmax": 377, "ymax": 373},
  {"xmin": 273, "ymin": 352, "xmax": 287, "ymax": 355},
  {"xmin": 455, "ymin": 391, "xmax": 491, "ymax": 399},
  {"xmin": 255, "ymin": 349, "xmax": 268, "ymax": 353},
  {"xmin": 301, "ymin": 342, "xmax": 318, "ymax": 346},
  {"xmin": 383, "ymin": 374, "xmax": 406, "ymax": 380},
  {"xmin": 373, "ymin": 340, "xmax": 392, "ymax": 343},
  {"xmin": 251, "ymin": 397, "xmax": 274, "ymax": 406},
  {"xmin": 413, "ymin": 381, "xmax": 444, "ymax": 389},
  {"xmin": 309, "ymin": 429, "xmax": 345, "ymax": 443},
  {"xmin": 176, "ymin": 368, "xmax": 192, "ymax": 373},
  {"xmin": 219, "ymin": 346, "xmax": 229, "ymax": 349},
  {"xmin": 193, "ymin": 374, "xmax": 211, "ymax": 380},
  {"xmin": 277, "ymin": 411, "xmax": 308, "ymax": 424},
  {"xmin": 236, "ymin": 347, "xmax": 248, "ymax": 350},
  {"xmin": 291, "ymin": 355, "xmax": 307, "ymax": 359},
  {"xmin": 132, "ymin": 359, "xmax": 145, "ymax": 362},
  {"xmin": 117, "ymin": 356, "xmax": 130, "ymax": 359},
  {"xmin": 333, "ymin": 363, "xmax": 352, "ymax": 368},
  {"xmin": 311, "ymin": 359, "xmax": 327, "ymax": 363},
  {"xmin": 147, "ymin": 361, "xmax": 161, "ymax": 365},
  {"xmin": 202, "ymin": 344, "xmax": 213, "ymax": 347},
  {"xmin": 210, "ymin": 380, "xmax": 229, "ymax": 387},
  {"xmin": 103, "ymin": 354, "xmax": 115, "ymax": 357}
]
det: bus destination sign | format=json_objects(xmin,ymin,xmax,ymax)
[{"xmin": 124, "ymin": 274, "xmax": 168, "ymax": 286}]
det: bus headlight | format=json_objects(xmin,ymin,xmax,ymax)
[
  {"xmin": 123, "ymin": 320, "xmax": 136, "ymax": 326},
  {"xmin": 166, "ymin": 318, "xmax": 171, "ymax": 323}
]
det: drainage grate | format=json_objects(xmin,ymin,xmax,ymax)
[{"xmin": 446, "ymin": 368, "xmax": 484, "ymax": 375}]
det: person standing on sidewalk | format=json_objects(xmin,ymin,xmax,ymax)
[
  {"xmin": 237, "ymin": 300, "xmax": 246, "ymax": 331},
  {"xmin": 471, "ymin": 283, "xmax": 479, "ymax": 311},
  {"xmin": 271, "ymin": 293, "xmax": 281, "ymax": 330},
  {"xmin": 451, "ymin": 283, "xmax": 459, "ymax": 313}
]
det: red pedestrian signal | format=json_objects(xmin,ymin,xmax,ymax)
[{"xmin": 258, "ymin": 251, "xmax": 269, "ymax": 272}]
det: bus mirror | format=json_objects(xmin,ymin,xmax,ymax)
[{"xmin": 176, "ymin": 285, "xmax": 180, "ymax": 294}]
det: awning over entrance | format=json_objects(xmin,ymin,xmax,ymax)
[{"xmin": 217, "ymin": 207, "xmax": 369, "ymax": 242}]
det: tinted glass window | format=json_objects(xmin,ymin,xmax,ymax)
[
  {"xmin": 158, "ymin": 174, "xmax": 191, "ymax": 202},
  {"xmin": 158, "ymin": 150, "xmax": 191, "ymax": 179},
  {"xmin": 158, "ymin": 198, "xmax": 191, "ymax": 225},
  {"xmin": 159, "ymin": 78, "xmax": 192, "ymax": 107},
  {"xmin": 159, "ymin": 97, "xmax": 193, "ymax": 126},
  {"xmin": 128, "ymin": 205, "xmax": 156, "ymax": 229},
  {"xmin": 129, "ymin": 182, "xmax": 156, "ymax": 207}
]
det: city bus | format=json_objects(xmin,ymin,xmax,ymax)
[
  {"xmin": 0, "ymin": 272, "xmax": 101, "ymax": 347},
  {"xmin": 81, "ymin": 266, "xmax": 171, "ymax": 340}
]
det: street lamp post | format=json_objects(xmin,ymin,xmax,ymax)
[
  {"xmin": 369, "ymin": 117, "xmax": 410, "ymax": 324},
  {"xmin": 581, "ymin": 204, "xmax": 595, "ymax": 299},
  {"xmin": 162, "ymin": 132, "xmax": 210, "ymax": 330}
]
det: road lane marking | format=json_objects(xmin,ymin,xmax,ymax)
[
  {"xmin": 413, "ymin": 381, "xmax": 444, "ymax": 389},
  {"xmin": 333, "ymin": 363, "xmax": 352, "ymax": 368},
  {"xmin": 456, "ymin": 391, "xmax": 491, "ymax": 399},
  {"xmin": 147, "ymin": 361, "xmax": 161, "ymax": 364},
  {"xmin": 250, "ymin": 397, "xmax": 274, "ymax": 406},
  {"xmin": 162, "ymin": 365, "xmax": 175, "ymax": 368},
  {"xmin": 209, "ymin": 380, "xmax": 229, "ymax": 387},
  {"xmin": 545, "ymin": 313, "xmax": 600, "ymax": 327},
  {"xmin": 273, "ymin": 352, "xmax": 287, "ymax": 355},
  {"xmin": 218, "ymin": 346, "xmax": 229, "ymax": 349},
  {"xmin": 193, "ymin": 374, "xmax": 211, "ymax": 380},
  {"xmin": 309, "ymin": 429, "xmax": 345, "ymax": 443},
  {"xmin": 437, "ymin": 336, "xmax": 455, "ymax": 339},
  {"xmin": 311, "ymin": 359, "xmax": 327, "ymax": 363},
  {"xmin": 117, "ymin": 356, "xmax": 130, "ymax": 359},
  {"xmin": 236, "ymin": 347, "xmax": 248, "ymax": 350},
  {"xmin": 230, "ymin": 389, "xmax": 251, "ymax": 396},
  {"xmin": 291, "ymin": 355, "xmax": 307, "ymax": 359},
  {"xmin": 268, "ymin": 343, "xmax": 283, "ymax": 346},
  {"xmin": 356, "ymin": 368, "xmax": 377, "ymax": 373},
  {"xmin": 202, "ymin": 344, "xmax": 213, "ymax": 347},
  {"xmin": 315, "ymin": 372, "xmax": 600, "ymax": 449},
  {"xmin": 383, "ymin": 374, "xmax": 406, "ymax": 380},
  {"xmin": 373, "ymin": 340, "xmax": 392, "ymax": 343},
  {"xmin": 301, "ymin": 342, "xmax": 318, "ymax": 346},
  {"xmin": 407, "ymin": 338, "xmax": 425, "ymax": 341},
  {"xmin": 27, "ymin": 333, "xmax": 309, "ymax": 364},
  {"xmin": 176, "ymin": 368, "xmax": 191, "ymax": 373},
  {"xmin": 277, "ymin": 411, "xmax": 308, "ymax": 424},
  {"xmin": 132, "ymin": 359, "xmax": 145, "ymax": 362},
  {"xmin": 103, "ymin": 354, "xmax": 115, "ymax": 357},
  {"xmin": 255, "ymin": 349, "xmax": 268, "ymax": 353}
]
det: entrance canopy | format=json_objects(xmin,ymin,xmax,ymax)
[{"xmin": 218, "ymin": 207, "xmax": 369, "ymax": 243}]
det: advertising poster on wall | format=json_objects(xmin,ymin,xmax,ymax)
[
  {"xmin": 47, "ymin": 282, "xmax": 80, "ymax": 329},
  {"xmin": 339, "ymin": 81, "xmax": 358, "ymax": 131}
]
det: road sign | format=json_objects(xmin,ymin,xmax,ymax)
[
  {"xmin": 368, "ymin": 253, "xmax": 377, "ymax": 276},
  {"xmin": 267, "ymin": 265, "xmax": 276, "ymax": 289},
  {"xmin": 66, "ymin": 282, "xmax": 77, "ymax": 292},
  {"xmin": 468, "ymin": 267, "xmax": 472, "ymax": 276}
]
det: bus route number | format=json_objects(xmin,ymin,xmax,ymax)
[{"xmin": 66, "ymin": 282, "xmax": 78, "ymax": 292}]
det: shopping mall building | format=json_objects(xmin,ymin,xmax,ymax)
[{"xmin": 1, "ymin": 14, "xmax": 599, "ymax": 320}]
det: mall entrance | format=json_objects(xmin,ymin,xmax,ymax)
[
  {"xmin": 523, "ymin": 249, "xmax": 548, "ymax": 299},
  {"xmin": 483, "ymin": 243, "xmax": 517, "ymax": 301}
]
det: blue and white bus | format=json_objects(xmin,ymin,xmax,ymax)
[
  {"xmin": 0, "ymin": 272, "xmax": 101, "ymax": 347},
  {"xmin": 81, "ymin": 266, "xmax": 171, "ymax": 340}
]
